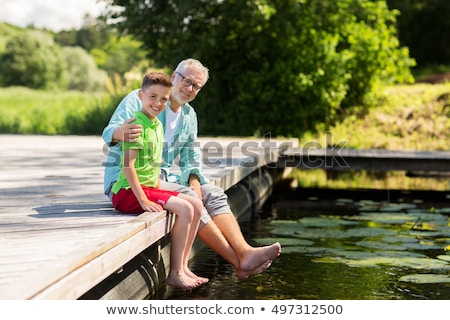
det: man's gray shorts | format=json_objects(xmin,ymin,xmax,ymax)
[{"xmin": 159, "ymin": 180, "xmax": 232, "ymax": 229}]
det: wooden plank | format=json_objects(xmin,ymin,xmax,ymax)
[
  {"xmin": 1, "ymin": 211, "xmax": 171, "ymax": 299},
  {"xmin": 280, "ymin": 148, "xmax": 450, "ymax": 172},
  {"xmin": 32, "ymin": 212, "xmax": 174, "ymax": 299}
]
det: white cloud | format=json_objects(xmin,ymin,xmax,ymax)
[{"xmin": 0, "ymin": 0, "xmax": 106, "ymax": 31}]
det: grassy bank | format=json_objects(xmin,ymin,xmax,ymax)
[
  {"xmin": 293, "ymin": 83, "xmax": 450, "ymax": 191},
  {"xmin": 299, "ymin": 83, "xmax": 450, "ymax": 151},
  {"xmin": 0, "ymin": 87, "xmax": 120, "ymax": 135}
]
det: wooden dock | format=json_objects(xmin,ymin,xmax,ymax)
[
  {"xmin": 278, "ymin": 147, "xmax": 450, "ymax": 173},
  {"xmin": 0, "ymin": 134, "xmax": 295, "ymax": 300}
]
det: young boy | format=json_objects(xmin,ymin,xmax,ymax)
[{"xmin": 111, "ymin": 71, "xmax": 207, "ymax": 290}]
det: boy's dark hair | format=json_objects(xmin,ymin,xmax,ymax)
[{"xmin": 141, "ymin": 71, "xmax": 172, "ymax": 89}]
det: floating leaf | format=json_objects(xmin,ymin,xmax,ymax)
[
  {"xmin": 345, "ymin": 227, "xmax": 397, "ymax": 238},
  {"xmin": 380, "ymin": 203, "xmax": 417, "ymax": 212},
  {"xmin": 437, "ymin": 255, "xmax": 450, "ymax": 262},
  {"xmin": 280, "ymin": 246, "xmax": 330, "ymax": 254},
  {"xmin": 356, "ymin": 240, "xmax": 410, "ymax": 251},
  {"xmin": 254, "ymin": 237, "xmax": 313, "ymax": 247},
  {"xmin": 297, "ymin": 217, "xmax": 359, "ymax": 227},
  {"xmin": 346, "ymin": 257, "xmax": 450, "ymax": 270},
  {"xmin": 399, "ymin": 274, "xmax": 450, "ymax": 284},
  {"xmin": 346, "ymin": 212, "xmax": 417, "ymax": 224},
  {"xmin": 435, "ymin": 207, "xmax": 450, "ymax": 214},
  {"xmin": 356, "ymin": 240, "xmax": 441, "ymax": 251},
  {"xmin": 380, "ymin": 236, "xmax": 419, "ymax": 243},
  {"xmin": 402, "ymin": 221, "xmax": 437, "ymax": 231}
]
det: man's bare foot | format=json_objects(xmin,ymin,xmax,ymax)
[
  {"xmin": 239, "ymin": 242, "xmax": 281, "ymax": 272},
  {"xmin": 166, "ymin": 270, "xmax": 202, "ymax": 290},
  {"xmin": 184, "ymin": 266, "xmax": 209, "ymax": 284},
  {"xmin": 236, "ymin": 260, "xmax": 272, "ymax": 279}
]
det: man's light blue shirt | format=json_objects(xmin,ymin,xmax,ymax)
[{"xmin": 102, "ymin": 89, "xmax": 209, "ymax": 196}]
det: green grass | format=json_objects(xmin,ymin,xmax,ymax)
[{"xmin": 0, "ymin": 87, "xmax": 120, "ymax": 135}]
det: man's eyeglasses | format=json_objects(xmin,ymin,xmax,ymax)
[{"xmin": 176, "ymin": 71, "xmax": 203, "ymax": 92}]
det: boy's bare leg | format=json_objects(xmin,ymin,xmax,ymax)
[
  {"xmin": 177, "ymin": 194, "xmax": 209, "ymax": 284},
  {"xmin": 165, "ymin": 197, "xmax": 203, "ymax": 290}
]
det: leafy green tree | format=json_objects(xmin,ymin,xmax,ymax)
[
  {"xmin": 104, "ymin": 0, "xmax": 414, "ymax": 137},
  {"xmin": 60, "ymin": 46, "xmax": 107, "ymax": 91},
  {"xmin": 0, "ymin": 30, "xmax": 64, "ymax": 89},
  {"xmin": 95, "ymin": 35, "xmax": 148, "ymax": 78}
]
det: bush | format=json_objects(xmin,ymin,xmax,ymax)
[
  {"xmin": 61, "ymin": 46, "xmax": 107, "ymax": 91},
  {"xmin": 0, "ymin": 31, "xmax": 65, "ymax": 89}
]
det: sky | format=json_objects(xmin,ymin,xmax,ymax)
[{"xmin": 0, "ymin": 0, "xmax": 106, "ymax": 31}]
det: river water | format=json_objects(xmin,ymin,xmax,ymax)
[{"xmin": 157, "ymin": 188, "xmax": 450, "ymax": 300}]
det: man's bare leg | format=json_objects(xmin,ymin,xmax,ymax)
[
  {"xmin": 198, "ymin": 220, "xmax": 274, "ymax": 279},
  {"xmin": 212, "ymin": 213, "xmax": 281, "ymax": 272},
  {"xmin": 197, "ymin": 221, "xmax": 240, "ymax": 269}
]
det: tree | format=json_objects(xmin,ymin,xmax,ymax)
[
  {"xmin": 0, "ymin": 30, "xmax": 64, "ymax": 89},
  {"xmin": 94, "ymin": 34, "xmax": 148, "ymax": 79},
  {"xmin": 104, "ymin": 0, "xmax": 414, "ymax": 137},
  {"xmin": 60, "ymin": 46, "xmax": 107, "ymax": 91}
]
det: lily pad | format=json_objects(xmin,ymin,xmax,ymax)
[
  {"xmin": 435, "ymin": 238, "xmax": 450, "ymax": 244},
  {"xmin": 270, "ymin": 227, "xmax": 349, "ymax": 239},
  {"xmin": 380, "ymin": 203, "xmax": 417, "ymax": 211},
  {"xmin": 399, "ymin": 274, "xmax": 450, "ymax": 284},
  {"xmin": 437, "ymin": 255, "xmax": 450, "ymax": 262},
  {"xmin": 268, "ymin": 220, "xmax": 301, "ymax": 228},
  {"xmin": 254, "ymin": 237, "xmax": 313, "ymax": 247},
  {"xmin": 435, "ymin": 207, "xmax": 450, "ymax": 214},
  {"xmin": 376, "ymin": 250, "xmax": 426, "ymax": 258},
  {"xmin": 280, "ymin": 246, "xmax": 330, "ymax": 254},
  {"xmin": 356, "ymin": 240, "xmax": 410, "ymax": 251},
  {"xmin": 380, "ymin": 236, "xmax": 419, "ymax": 243},
  {"xmin": 346, "ymin": 257, "xmax": 450, "ymax": 270},
  {"xmin": 297, "ymin": 217, "xmax": 359, "ymax": 227},
  {"xmin": 356, "ymin": 240, "xmax": 441, "ymax": 251},
  {"xmin": 345, "ymin": 227, "xmax": 397, "ymax": 238},
  {"xmin": 346, "ymin": 212, "xmax": 417, "ymax": 224}
]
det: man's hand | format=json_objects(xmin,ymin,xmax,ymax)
[
  {"xmin": 112, "ymin": 118, "xmax": 143, "ymax": 143},
  {"xmin": 189, "ymin": 174, "xmax": 202, "ymax": 199}
]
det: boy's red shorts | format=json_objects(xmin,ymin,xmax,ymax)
[{"xmin": 112, "ymin": 186, "xmax": 179, "ymax": 214}]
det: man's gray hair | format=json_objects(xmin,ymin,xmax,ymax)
[{"xmin": 175, "ymin": 58, "xmax": 209, "ymax": 83}]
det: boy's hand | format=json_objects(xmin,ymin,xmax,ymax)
[{"xmin": 140, "ymin": 199, "xmax": 164, "ymax": 212}]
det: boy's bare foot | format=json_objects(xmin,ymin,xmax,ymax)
[
  {"xmin": 167, "ymin": 271, "xmax": 202, "ymax": 290},
  {"xmin": 239, "ymin": 242, "xmax": 281, "ymax": 272},
  {"xmin": 184, "ymin": 266, "xmax": 209, "ymax": 284},
  {"xmin": 236, "ymin": 260, "xmax": 272, "ymax": 279}
]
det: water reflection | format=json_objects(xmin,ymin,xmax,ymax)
[{"xmin": 159, "ymin": 188, "xmax": 450, "ymax": 300}]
